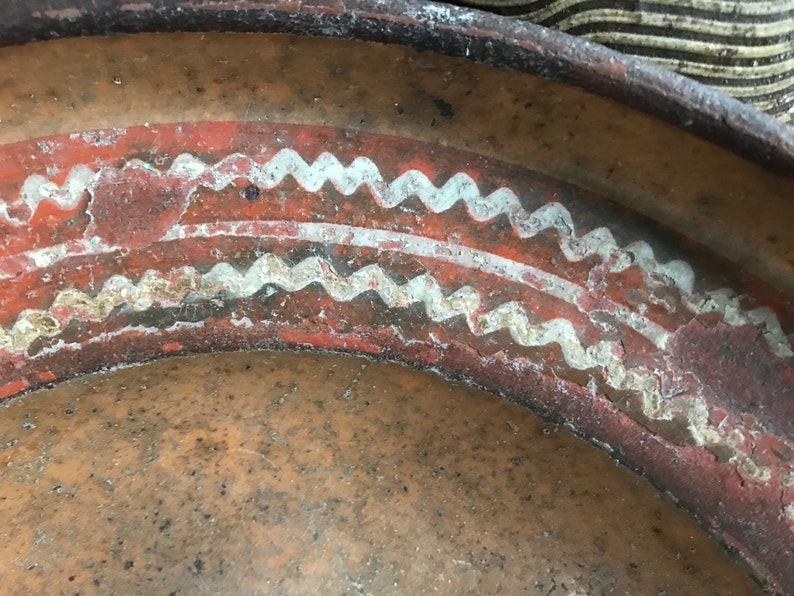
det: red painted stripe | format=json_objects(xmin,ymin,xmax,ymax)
[{"xmin": 0, "ymin": 379, "xmax": 29, "ymax": 399}]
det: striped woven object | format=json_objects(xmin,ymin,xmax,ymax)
[{"xmin": 453, "ymin": 0, "xmax": 794, "ymax": 124}]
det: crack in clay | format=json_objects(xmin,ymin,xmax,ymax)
[{"xmin": 1, "ymin": 150, "xmax": 790, "ymax": 357}]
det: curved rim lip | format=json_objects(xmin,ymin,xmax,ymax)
[
  {"xmin": 0, "ymin": 0, "xmax": 792, "ymax": 175},
  {"xmin": 0, "ymin": 7, "xmax": 792, "ymax": 590}
]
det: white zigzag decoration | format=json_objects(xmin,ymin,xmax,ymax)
[
  {"xmin": 0, "ymin": 254, "xmax": 725, "ymax": 443},
  {"xmin": 0, "ymin": 149, "xmax": 790, "ymax": 357},
  {"xmin": 0, "ymin": 253, "xmax": 788, "ymax": 482},
  {"xmin": 1, "ymin": 149, "xmax": 693, "ymax": 288}
]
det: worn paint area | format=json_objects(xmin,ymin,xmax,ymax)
[{"xmin": 0, "ymin": 121, "xmax": 792, "ymax": 589}]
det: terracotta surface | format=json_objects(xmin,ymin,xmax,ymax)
[
  {"xmin": 2, "ymin": 0, "xmax": 792, "ymax": 173},
  {"xmin": 0, "ymin": 33, "xmax": 792, "ymax": 292},
  {"xmin": 0, "ymin": 351, "xmax": 761, "ymax": 594},
  {"xmin": 0, "ymin": 25, "xmax": 791, "ymax": 594}
]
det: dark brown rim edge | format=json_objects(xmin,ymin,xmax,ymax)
[
  {"xmin": 1, "ymin": 3, "xmax": 792, "ymax": 594},
  {"xmin": 0, "ymin": 0, "xmax": 792, "ymax": 175}
]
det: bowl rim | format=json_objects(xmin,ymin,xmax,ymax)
[{"xmin": 0, "ymin": 0, "xmax": 792, "ymax": 174}]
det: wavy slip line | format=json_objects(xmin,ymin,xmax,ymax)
[
  {"xmin": 165, "ymin": 220, "xmax": 673, "ymax": 350},
  {"xmin": 0, "ymin": 254, "xmax": 699, "ymax": 423},
  {"xmin": 8, "ymin": 165, "xmax": 96, "ymax": 224},
  {"xmin": 4, "ymin": 215, "xmax": 673, "ymax": 349},
  {"xmin": 1, "ymin": 149, "xmax": 695, "ymax": 292},
  {"xmin": 1, "ymin": 149, "xmax": 790, "ymax": 357},
  {"xmin": 0, "ymin": 253, "xmax": 787, "ymax": 483},
  {"xmin": 165, "ymin": 219, "xmax": 787, "ymax": 361}
]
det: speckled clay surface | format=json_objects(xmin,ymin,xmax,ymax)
[
  {"xmin": 1, "ymin": 351, "xmax": 760, "ymax": 595},
  {"xmin": 0, "ymin": 17, "xmax": 791, "ymax": 593},
  {"xmin": 0, "ymin": 33, "xmax": 791, "ymax": 292}
]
